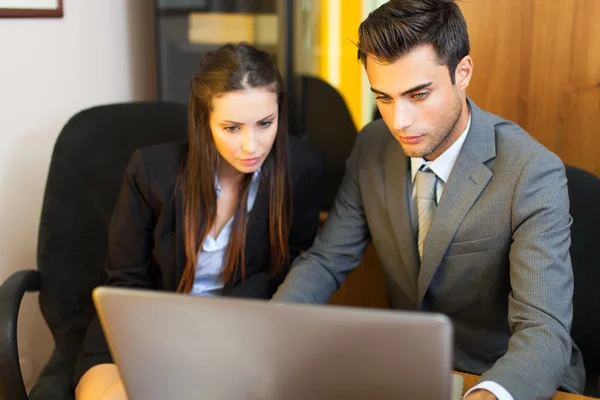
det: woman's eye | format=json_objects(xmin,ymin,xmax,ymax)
[
  {"xmin": 258, "ymin": 121, "xmax": 273, "ymax": 128},
  {"xmin": 224, "ymin": 126, "xmax": 239, "ymax": 132}
]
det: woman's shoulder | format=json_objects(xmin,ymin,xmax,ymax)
[
  {"xmin": 133, "ymin": 139, "xmax": 187, "ymax": 173},
  {"xmin": 135, "ymin": 140, "xmax": 187, "ymax": 166},
  {"xmin": 127, "ymin": 140, "xmax": 187, "ymax": 194}
]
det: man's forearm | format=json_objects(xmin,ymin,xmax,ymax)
[{"xmin": 271, "ymin": 252, "xmax": 339, "ymax": 303}]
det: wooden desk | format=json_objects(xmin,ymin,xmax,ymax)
[{"xmin": 456, "ymin": 371, "xmax": 596, "ymax": 400}]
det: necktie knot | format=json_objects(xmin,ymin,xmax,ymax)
[{"xmin": 416, "ymin": 168, "xmax": 437, "ymax": 202}]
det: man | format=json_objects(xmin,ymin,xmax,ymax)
[{"xmin": 272, "ymin": 1, "xmax": 585, "ymax": 399}]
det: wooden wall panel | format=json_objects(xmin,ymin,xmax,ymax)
[
  {"xmin": 460, "ymin": 0, "xmax": 600, "ymax": 175},
  {"xmin": 328, "ymin": 0, "xmax": 600, "ymax": 309},
  {"xmin": 562, "ymin": 0, "xmax": 600, "ymax": 167}
]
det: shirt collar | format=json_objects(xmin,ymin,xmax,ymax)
[
  {"xmin": 215, "ymin": 168, "xmax": 261, "ymax": 197},
  {"xmin": 410, "ymin": 110, "xmax": 472, "ymax": 183}
]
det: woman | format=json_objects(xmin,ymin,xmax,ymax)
[{"xmin": 74, "ymin": 42, "xmax": 324, "ymax": 400}]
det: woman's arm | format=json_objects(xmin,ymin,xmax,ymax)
[
  {"xmin": 104, "ymin": 149, "xmax": 157, "ymax": 288},
  {"xmin": 286, "ymin": 156, "xmax": 326, "ymax": 266}
]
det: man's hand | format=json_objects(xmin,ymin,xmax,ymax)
[{"xmin": 464, "ymin": 389, "xmax": 498, "ymax": 400}]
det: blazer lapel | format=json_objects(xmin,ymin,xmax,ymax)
[
  {"xmin": 174, "ymin": 186, "xmax": 186, "ymax": 287},
  {"xmin": 384, "ymin": 141, "xmax": 420, "ymax": 290},
  {"xmin": 242, "ymin": 179, "xmax": 269, "ymax": 270},
  {"xmin": 222, "ymin": 178, "xmax": 269, "ymax": 291},
  {"xmin": 417, "ymin": 99, "xmax": 496, "ymax": 302}
]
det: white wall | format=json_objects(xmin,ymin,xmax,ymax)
[{"xmin": 0, "ymin": 1, "xmax": 157, "ymax": 390}]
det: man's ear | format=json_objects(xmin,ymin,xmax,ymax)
[{"xmin": 454, "ymin": 55, "xmax": 473, "ymax": 90}]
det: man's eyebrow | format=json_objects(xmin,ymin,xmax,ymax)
[
  {"xmin": 370, "ymin": 82, "xmax": 433, "ymax": 98},
  {"xmin": 370, "ymin": 87, "xmax": 391, "ymax": 97},
  {"xmin": 400, "ymin": 82, "xmax": 433, "ymax": 96}
]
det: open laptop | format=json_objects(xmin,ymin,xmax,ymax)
[{"xmin": 93, "ymin": 286, "xmax": 454, "ymax": 400}]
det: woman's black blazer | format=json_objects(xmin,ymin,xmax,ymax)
[{"xmin": 73, "ymin": 135, "xmax": 324, "ymax": 384}]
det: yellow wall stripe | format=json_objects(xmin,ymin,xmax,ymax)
[
  {"xmin": 339, "ymin": 0, "xmax": 362, "ymax": 129},
  {"xmin": 316, "ymin": 0, "xmax": 364, "ymax": 130},
  {"xmin": 318, "ymin": 0, "xmax": 328, "ymax": 81}
]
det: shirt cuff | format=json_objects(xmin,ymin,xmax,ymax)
[{"xmin": 464, "ymin": 381, "xmax": 514, "ymax": 400}]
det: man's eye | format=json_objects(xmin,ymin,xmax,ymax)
[
  {"xmin": 413, "ymin": 92, "xmax": 430, "ymax": 100},
  {"xmin": 376, "ymin": 95, "xmax": 392, "ymax": 103}
]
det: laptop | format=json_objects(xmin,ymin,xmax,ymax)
[{"xmin": 93, "ymin": 286, "xmax": 454, "ymax": 400}]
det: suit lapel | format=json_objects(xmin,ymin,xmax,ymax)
[
  {"xmin": 417, "ymin": 99, "xmax": 497, "ymax": 302},
  {"xmin": 417, "ymin": 151, "xmax": 492, "ymax": 301},
  {"xmin": 384, "ymin": 141, "xmax": 420, "ymax": 288}
]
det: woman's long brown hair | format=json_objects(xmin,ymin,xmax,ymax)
[{"xmin": 176, "ymin": 43, "xmax": 292, "ymax": 293}]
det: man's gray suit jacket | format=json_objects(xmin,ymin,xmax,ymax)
[{"xmin": 273, "ymin": 99, "xmax": 585, "ymax": 399}]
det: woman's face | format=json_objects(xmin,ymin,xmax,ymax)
[{"xmin": 209, "ymin": 88, "xmax": 279, "ymax": 176}]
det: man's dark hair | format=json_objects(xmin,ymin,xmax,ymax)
[{"xmin": 357, "ymin": 0, "xmax": 470, "ymax": 84}]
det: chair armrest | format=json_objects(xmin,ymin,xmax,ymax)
[{"xmin": 0, "ymin": 270, "xmax": 40, "ymax": 400}]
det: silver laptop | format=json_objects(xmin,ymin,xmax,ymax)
[{"xmin": 93, "ymin": 286, "xmax": 453, "ymax": 400}]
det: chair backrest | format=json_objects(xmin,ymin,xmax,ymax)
[
  {"xmin": 298, "ymin": 75, "xmax": 357, "ymax": 210},
  {"xmin": 31, "ymin": 102, "xmax": 187, "ymax": 399},
  {"xmin": 565, "ymin": 165, "xmax": 600, "ymax": 396}
]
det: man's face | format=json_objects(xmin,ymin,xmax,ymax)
[{"xmin": 366, "ymin": 45, "xmax": 472, "ymax": 160}]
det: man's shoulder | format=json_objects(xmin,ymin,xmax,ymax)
[
  {"xmin": 482, "ymin": 110, "xmax": 562, "ymax": 167},
  {"xmin": 353, "ymin": 119, "xmax": 395, "ymax": 158},
  {"xmin": 357, "ymin": 118, "xmax": 393, "ymax": 144}
]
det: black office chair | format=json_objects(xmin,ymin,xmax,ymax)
[
  {"xmin": 566, "ymin": 165, "xmax": 600, "ymax": 397},
  {"xmin": 0, "ymin": 102, "xmax": 188, "ymax": 400},
  {"xmin": 297, "ymin": 75, "xmax": 358, "ymax": 210}
]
